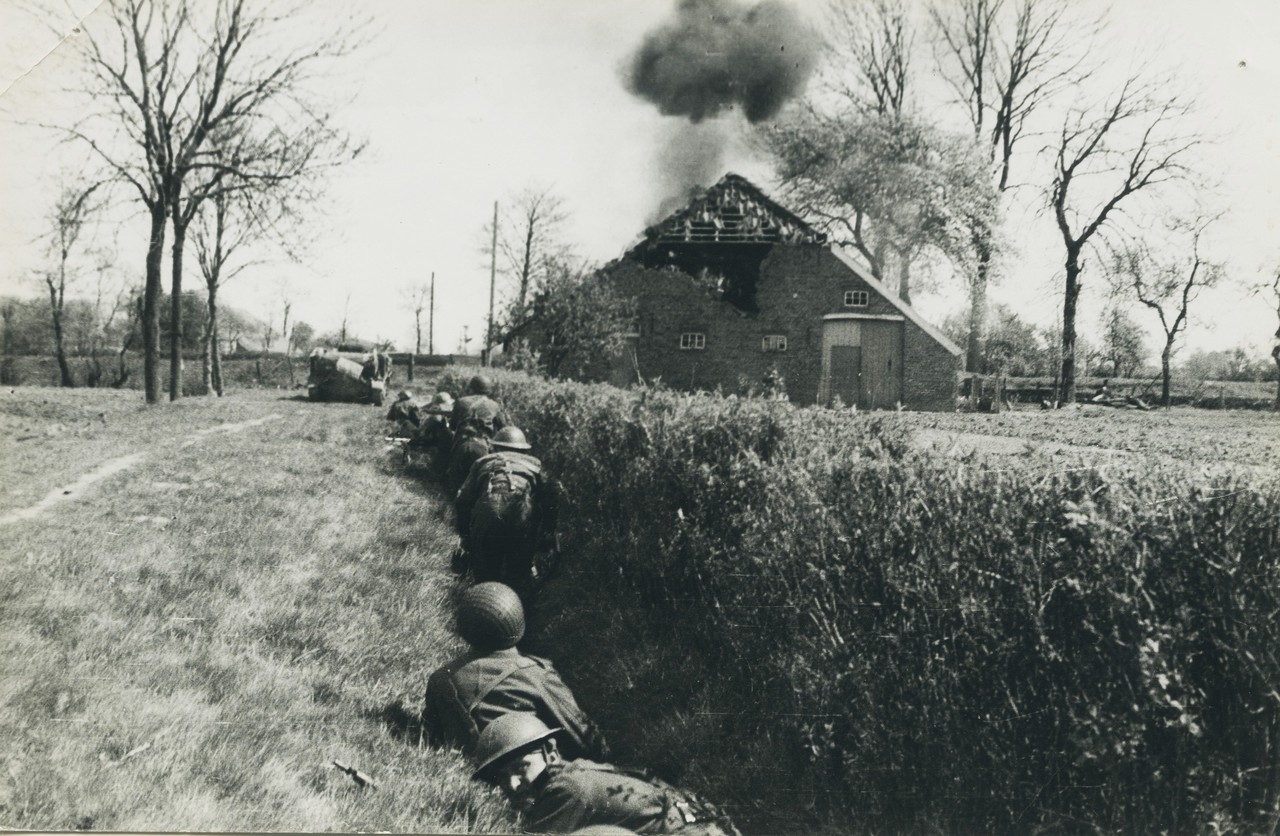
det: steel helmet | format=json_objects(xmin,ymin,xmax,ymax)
[
  {"xmin": 427, "ymin": 392, "xmax": 455, "ymax": 414},
  {"xmin": 491, "ymin": 426, "xmax": 532, "ymax": 451},
  {"xmin": 457, "ymin": 582, "xmax": 525, "ymax": 650},
  {"xmin": 396, "ymin": 390, "xmax": 414, "ymax": 402},
  {"xmin": 467, "ymin": 374, "xmax": 494, "ymax": 395},
  {"xmin": 471, "ymin": 713, "xmax": 561, "ymax": 780}
]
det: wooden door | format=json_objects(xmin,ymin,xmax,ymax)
[
  {"xmin": 829, "ymin": 344, "xmax": 862, "ymax": 407},
  {"xmin": 859, "ymin": 321, "xmax": 902, "ymax": 408}
]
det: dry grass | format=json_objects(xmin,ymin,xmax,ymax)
[
  {"xmin": 903, "ymin": 405, "xmax": 1280, "ymax": 470},
  {"xmin": 0, "ymin": 388, "xmax": 513, "ymax": 833}
]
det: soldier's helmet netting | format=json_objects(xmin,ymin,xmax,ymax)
[
  {"xmin": 491, "ymin": 426, "xmax": 532, "ymax": 451},
  {"xmin": 472, "ymin": 712, "xmax": 562, "ymax": 779},
  {"xmin": 457, "ymin": 582, "xmax": 525, "ymax": 650}
]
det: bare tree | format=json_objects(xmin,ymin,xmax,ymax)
[
  {"xmin": 63, "ymin": 0, "xmax": 361, "ymax": 404},
  {"xmin": 82, "ymin": 256, "xmax": 132, "ymax": 387},
  {"xmin": 768, "ymin": 1, "xmax": 997, "ymax": 303},
  {"xmin": 38, "ymin": 181, "xmax": 105, "ymax": 387},
  {"xmin": 767, "ymin": 108, "xmax": 997, "ymax": 302},
  {"xmin": 192, "ymin": 189, "xmax": 252, "ymax": 396},
  {"xmin": 931, "ymin": 0, "xmax": 1084, "ymax": 372},
  {"xmin": 1253, "ymin": 270, "xmax": 1280, "ymax": 411},
  {"xmin": 1096, "ymin": 303, "xmax": 1147, "ymax": 379},
  {"xmin": 337, "ymin": 291, "xmax": 352, "ymax": 347},
  {"xmin": 1111, "ymin": 212, "xmax": 1222, "ymax": 406},
  {"xmin": 1, "ymin": 301, "xmax": 16, "ymax": 385},
  {"xmin": 486, "ymin": 185, "xmax": 570, "ymax": 328},
  {"xmin": 824, "ymin": 0, "xmax": 912, "ymax": 116},
  {"xmin": 403, "ymin": 279, "xmax": 431, "ymax": 381},
  {"xmin": 1047, "ymin": 75, "xmax": 1198, "ymax": 404}
]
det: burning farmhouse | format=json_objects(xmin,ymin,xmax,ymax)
[{"xmin": 516, "ymin": 173, "xmax": 960, "ymax": 410}]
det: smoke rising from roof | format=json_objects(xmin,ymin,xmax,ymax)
[
  {"xmin": 626, "ymin": 0, "xmax": 818, "ymax": 124},
  {"xmin": 647, "ymin": 120, "xmax": 732, "ymax": 224}
]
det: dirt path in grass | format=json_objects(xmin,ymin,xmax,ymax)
[{"xmin": 0, "ymin": 413, "xmax": 284, "ymax": 527}]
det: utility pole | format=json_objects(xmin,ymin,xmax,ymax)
[
  {"xmin": 428, "ymin": 270, "xmax": 435, "ymax": 356},
  {"xmin": 485, "ymin": 200, "xmax": 497, "ymax": 366}
]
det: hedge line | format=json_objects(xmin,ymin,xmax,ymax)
[{"xmin": 441, "ymin": 368, "xmax": 1280, "ymax": 834}]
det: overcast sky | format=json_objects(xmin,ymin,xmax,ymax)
[{"xmin": 2, "ymin": 0, "xmax": 1278, "ymax": 360}]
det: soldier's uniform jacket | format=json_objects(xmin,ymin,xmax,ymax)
[
  {"xmin": 408, "ymin": 414, "xmax": 453, "ymax": 450},
  {"xmin": 454, "ymin": 451, "xmax": 545, "ymax": 536},
  {"xmin": 386, "ymin": 398, "xmax": 423, "ymax": 426},
  {"xmin": 522, "ymin": 760, "xmax": 738, "ymax": 835},
  {"xmin": 450, "ymin": 394, "xmax": 507, "ymax": 438},
  {"xmin": 423, "ymin": 648, "xmax": 609, "ymax": 762}
]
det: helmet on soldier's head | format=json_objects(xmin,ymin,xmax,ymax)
[
  {"xmin": 471, "ymin": 713, "xmax": 561, "ymax": 780},
  {"xmin": 467, "ymin": 374, "xmax": 494, "ymax": 395},
  {"xmin": 491, "ymin": 426, "xmax": 532, "ymax": 451},
  {"xmin": 396, "ymin": 390, "xmax": 414, "ymax": 402},
  {"xmin": 457, "ymin": 582, "xmax": 525, "ymax": 650},
  {"xmin": 427, "ymin": 392, "xmax": 455, "ymax": 414}
]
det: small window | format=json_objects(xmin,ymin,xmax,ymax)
[
  {"xmin": 761, "ymin": 335, "xmax": 788, "ymax": 352},
  {"xmin": 680, "ymin": 332, "xmax": 705, "ymax": 350},
  {"xmin": 844, "ymin": 290, "xmax": 869, "ymax": 307}
]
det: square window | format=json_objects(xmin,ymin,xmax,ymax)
[
  {"xmin": 843, "ymin": 290, "xmax": 869, "ymax": 307},
  {"xmin": 761, "ymin": 335, "xmax": 787, "ymax": 352},
  {"xmin": 680, "ymin": 332, "xmax": 705, "ymax": 350}
]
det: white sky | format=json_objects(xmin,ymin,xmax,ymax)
[{"xmin": 1, "ymin": 0, "xmax": 1278, "ymax": 361}]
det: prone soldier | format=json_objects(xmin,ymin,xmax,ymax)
[
  {"xmin": 423, "ymin": 582, "xmax": 609, "ymax": 762},
  {"xmin": 471, "ymin": 713, "xmax": 739, "ymax": 835},
  {"xmin": 454, "ymin": 426, "xmax": 560, "ymax": 588},
  {"xmin": 386, "ymin": 390, "xmax": 423, "ymax": 435},
  {"xmin": 447, "ymin": 374, "xmax": 507, "ymax": 494},
  {"xmin": 405, "ymin": 392, "xmax": 455, "ymax": 472}
]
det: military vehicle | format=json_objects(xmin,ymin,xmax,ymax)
[{"xmin": 307, "ymin": 347, "xmax": 393, "ymax": 405}]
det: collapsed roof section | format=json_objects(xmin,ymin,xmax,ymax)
[
  {"xmin": 625, "ymin": 173, "xmax": 826, "ymax": 313},
  {"xmin": 637, "ymin": 172, "xmax": 827, "ymax": 247}
]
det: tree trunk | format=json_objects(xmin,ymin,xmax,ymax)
[
  {"xmin": 897, "ymin": 254, "xmax": 911, "ymax": 304},
  {"xmin": 201, "ymin": 289, "xmax": 216, "ymax": 396},
  {"xmin": 212, "ymin": 319, "xmax": 224, "ymax": 396},
  {"xmin": 48, "ymin": 286, "xmax": 73, "ymax": 388},
  {"xmin": 966, "ymin": 237, "xmax": 993, "ymax": 374},
  {"xmin": 1161, "ymin": 343, "xmax": 1173, "ymax": 407},
  {"xmin": 1059, "ymin": 250, "xmax": 1082, "ymax": 406},
  {"xmin": 169, "ymin": 213, "xmax": 188, "ymax": 402},
  {"xmin": 208, "ymin": 290, "xmax": 223, "ymax": 397},
  {"xmin": 143, "ymin": 204, "xmax": 166, "ymax": 404},
  {"xmin": 1272, "ymin": 347, "xmax": 1279, "ymax": 412}
]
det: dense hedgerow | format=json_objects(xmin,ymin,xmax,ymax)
[{"xmin": 441, "ymin": 368, "xmax": 1280, "ymax": 835}]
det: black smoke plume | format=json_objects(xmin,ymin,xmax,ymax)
[{"xmin": 626, "ymin": 0, "xmax": 818, "ymax": 124}]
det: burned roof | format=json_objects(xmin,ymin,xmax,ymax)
[{"xmin": 634, "ymin": 173, "xmax": 826, "ymax": 249}]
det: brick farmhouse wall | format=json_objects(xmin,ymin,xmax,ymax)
[{"xmin": 603, "ymin": 244, "xmax": 960, "ymax": 411}]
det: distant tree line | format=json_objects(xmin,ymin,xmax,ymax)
[
  {"xmin": 1, "ymin": 291, "xmax": 317, "ymax": 388},
  {"xmin": 939, "ymin": 303, "xmax": 1276, "ymax": 383}
]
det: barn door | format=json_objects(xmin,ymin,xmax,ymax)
[
  {"xmin": 829, "ymin": 345, "xmax": 861, "ymax": 407},
  {"xmin": 859, "ymin": 321, "xmax": 903, "ymax": 409}
]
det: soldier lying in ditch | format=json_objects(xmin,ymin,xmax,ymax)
[
  {"xmin": 471, "ymin": 713, "xmax": 739, "ymax": 835},
  {"xmin": 453, "ymin": 426, "xmax": 561, "ymax": 588},
  {"xmin": 423, "ymin": 582, "xmax": 608, "ymax": 762}
]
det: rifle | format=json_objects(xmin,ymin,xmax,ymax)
[{"xmin": 332, "ymin": 759, "xmax": 377, "ymax": 789}]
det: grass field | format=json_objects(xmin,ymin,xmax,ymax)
[
  {"xmin": 0, "ymin": 386, "xmax": 515, "ymax": 833},
  {"xmin": 905, "ymin": 404, "xmax": 1280, "ymax": 470},
  {"xmin": 2, "ymin": 384, "xmax": 1276, "ymax": 833}
]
